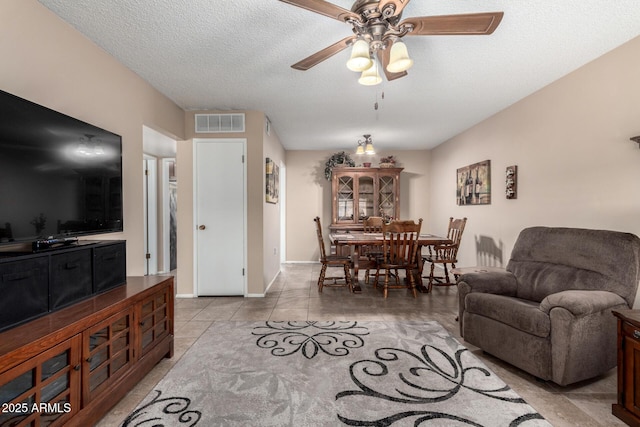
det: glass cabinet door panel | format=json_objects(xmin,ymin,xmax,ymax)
[
  {"xmin": 357, "ymin": 176, "xmax": 375, "ymax": 220},
  {"xmin": 41, "ymin": 351, "xmax": 68, "ymax": 381},
  {"xmin": 89, "ymin": 347, "xmax": 108, "ymax": 371},
  {"xmin": 337, "ymin": 176, "xmax": 354, "ymax": 222},
  {"xmin": 378, "ymin": 176, "xmax": 396, "ymax": 220},
  {"xmin": 41, "ymin": 371, "xmax": 69, "ymax": 403},
  {"xmin": 88, "ymin": 327, "xmax": 108, "ymax": 351},
  {"xmin": 89, "ymin": 366, "xmax": 109, "ymax": 392},
  {"xmin": 0, "ymin": 370, "xmax": 33, "ymax": 404}
]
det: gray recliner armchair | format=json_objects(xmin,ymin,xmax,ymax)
[{"xmin": 458, "ymin": 226, "xmax": 640, "ymax": 386}]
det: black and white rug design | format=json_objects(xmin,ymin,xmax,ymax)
[{"xmin": 124, "ymin": 321, "xmax": 550, "ymax": 426}]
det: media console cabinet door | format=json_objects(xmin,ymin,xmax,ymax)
[
  {"xmin": 82, "ymin": 307, "xmax": 134, "ymax": 403},
  {"xmin": 139, "ymin": 285, "xmax": 171, "ymax": 356},
  {"xmin": 0, "ymin": 336, "xmax": 81, "ymax": 427}
]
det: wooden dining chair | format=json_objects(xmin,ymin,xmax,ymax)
[
  {"xmin": 362, "ymin": 216, "xmax": 384, "ymax": 284},
  {"xmin": 313, "ymin": 217, "xmax": 352, "ymax": 292},
  {"xmin": 423, "ymin": 217, "xmax": 467, "ymax": 293},
  {"xmin": 374, "ymin": 218, "xmax": 423, "ymax": 298}
]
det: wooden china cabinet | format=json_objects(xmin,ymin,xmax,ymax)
[{"xmin": 330, "ymin": 167, "xmax": 403, "ymax": 233}]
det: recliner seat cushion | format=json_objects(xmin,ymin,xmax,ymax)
[{"xmin": 465, "ymin": 293, "xmax": 550, "ymax": 338}]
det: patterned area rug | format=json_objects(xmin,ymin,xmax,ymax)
[{"xmin": 122, "ymin": 321, "xmax": 550, "ymax": 427}]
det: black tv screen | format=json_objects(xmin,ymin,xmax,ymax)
[{"xmin": 0, "ymin": 89, "xmax": 123, "ymax": 246}]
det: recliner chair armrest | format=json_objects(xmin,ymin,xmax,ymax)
[
  {"xmin": 457, "ymin": 271, "xmax": 518, "ymax": 336},
  {"xmin": 457, "ymin": 271, "xmax": 518, "ymax": 296},
  {"xmin": 540, "ymin": 290, "xmax": 628, "ymax": 316}
]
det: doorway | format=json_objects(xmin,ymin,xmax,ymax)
[
  {"xmin": 142, "ymin": 126, "xmax": 177, "ymax": 275},
  {"xmin": 194, "ymin": 138, "xmax": 246, "ymax": 296}
]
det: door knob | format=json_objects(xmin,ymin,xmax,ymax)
[{"xmin": 198, "ymin": 225, "xmax": 206, "ymax": 230}]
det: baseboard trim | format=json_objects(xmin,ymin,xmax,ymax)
[{"xmin": 282, "ymin": 261, "xmax": 319, "ymax": 264}]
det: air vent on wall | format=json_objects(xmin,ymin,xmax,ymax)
[{"xmin": 195, "ymin": 113, "xmax": 245, "ymax": 133}]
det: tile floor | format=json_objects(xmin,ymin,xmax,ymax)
[{"xmin": 96, "ymin": 263, "xmax": 625, "ymax": 427}]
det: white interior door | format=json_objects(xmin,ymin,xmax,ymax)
[{"xmin": 195, "ymin": 139, "xmax": 246, "ymax": 296}]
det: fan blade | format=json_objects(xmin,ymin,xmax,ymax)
[
  {"xmin": 292, "ymin": 36, "xmax": 356, "ymax": 70},
  {"xmin": 402, "ymin": 12, "xmax": 504, "ymax": 35},
  {"xmin": 377, "ymin": 47, "xmax": 407, "ymax": 81},
  {"xmin": 278, "ymin": 0, "xmax": 361, "ymax": 22},
  {"xmin": 377, "ymin": 0, "xmax": 412, "ymax": 17}
]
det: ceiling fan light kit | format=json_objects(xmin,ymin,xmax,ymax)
[
  {"xmin": 358, "ymin": 60, "xmax": 382, "ymax": 86},
  {"xmin": 347, "ymin": 39, "xmax": 373, "ymax": 71},
  {"xmin": 387, "ymin": 40, "xmax": 413, "ymax": 73},
  {"xmin": 280, "ymin": 0, "xmax": 504, "ymax": 84}
]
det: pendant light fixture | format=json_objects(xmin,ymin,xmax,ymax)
[{"xmin": 356, "ymin": 134, "xmax": 375, "ymax": 155}]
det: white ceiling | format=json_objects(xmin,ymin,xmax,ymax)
[{"xmin": 38, "ymin": 0, "xmax": 640, "ymax": 152}]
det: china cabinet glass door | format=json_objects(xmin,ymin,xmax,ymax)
[
  {"xmin": 357, "ymin": 175, "xmax": 375, "ymax": 220},
  {"xmin": 337, "ymin": 176, "xmax": 354, "ymax": 222},
  {"xmin": 378, "ymin": 175, "xmax": 396, "ymax": 220}
]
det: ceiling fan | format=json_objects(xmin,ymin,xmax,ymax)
[{"xmin": 279, "ymin": 0, "xmax": 503, "ymax": 83}]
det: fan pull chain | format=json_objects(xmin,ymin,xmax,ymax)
[{"xmin": 374, "ymin": 90, "xmax": 385, "ymax": 111}]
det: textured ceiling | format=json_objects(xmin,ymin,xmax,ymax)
[{"xmin": 38, "ymin": 0, "xmax": 640, "ymax": 151}]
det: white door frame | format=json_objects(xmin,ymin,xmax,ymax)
[
  {"xmin": 143, "ymin": 155, "xmax": 158, "ymax": 275},
  {"xmin": 193, "ymin": 138, "xmax": 248, "ymax": 296},
  {"xmin": 161, "ymin": 158, "xmax": 175, "ymax": 273},
  {"xmin": 279, "ymin": 160, "xmax": 286, "ymax": 263}
]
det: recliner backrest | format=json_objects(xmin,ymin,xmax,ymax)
[{"xmin": 507, "ymin": 226, "xmax": 640, "ymax": 306}]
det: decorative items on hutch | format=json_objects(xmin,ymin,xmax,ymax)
[
  {"xmin": 506, "ymin": 165, "xmax": 517, "ymax": 199},
  {"xmin": 324, "ymin": 151, "xmax": 355, "ymax": 181},
  {"xmin": 330, "ymin": 166, "xmax": 402, "ymax": 232},
  {"xmin": 379, "ymin": 155, "xmax": 396, "ymax": 168}
]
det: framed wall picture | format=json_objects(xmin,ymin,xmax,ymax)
[
  {"xmin": 457, "ymin": 160, "xmax": 491, "ymax": 205},
  {"xmin": 266, "ymin": 158, "xmax": 279, "ymax": 204}
]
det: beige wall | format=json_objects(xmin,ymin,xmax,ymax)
[
  {"xmin": 263, "ymin": 124, "xmax": 286, "ymax": 289},
  {"xmin": 429, "ymin": 35, "xmax": 640, "ymax": 306},
  {"xmin": 0, "ymin": 0, "xmax": 185, "ymax": 275},
  {"xmin": 178, "ymin": 111, "xmax": 285, "ymax": 296},
  {"xmin": 285, "ymin": 149, "xmax": 431, "ymax": 261}
]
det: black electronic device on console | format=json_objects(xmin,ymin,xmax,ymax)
[{"xmin": 32, "ymin": 237, "xmax": 79, "ymax": 252}]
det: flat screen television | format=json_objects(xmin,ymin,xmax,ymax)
[{"xmin": 0, "ymin": 89, "xmax": 123, "ymax": 248}]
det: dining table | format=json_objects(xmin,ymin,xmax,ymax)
[{"xmin": 329, "ymin": 232, "xmax": 452, "ymax": 293}]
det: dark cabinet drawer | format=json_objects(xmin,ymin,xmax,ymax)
[
  {"xmin": 0, "ymin": 257, "xmax": 49, "ymax": 331},
  {"xmin": 93, "ymin": 242, "xmax": 126, "ymax": 293},
  {"xmin": 621, "ymin": 320, "xmax": 640, "ymax": 342},
  {"xmin": 51, "ymin": 250, "xmax": 93, "ymax": 309}
]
